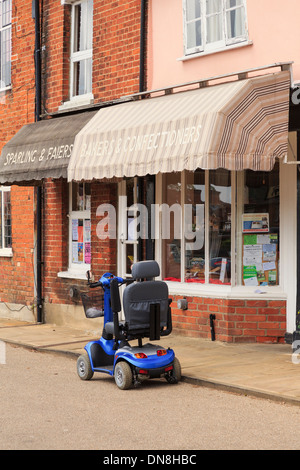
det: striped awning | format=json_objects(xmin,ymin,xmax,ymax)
[
  {"xmin": 0, "ymin": 111, "xmax": 97, "ymax": 185},
  {"xmin": 68, "ymin": 71, "xmax": 290, "ymax": 182}
]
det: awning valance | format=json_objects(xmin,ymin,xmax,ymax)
[
  {"xmin": 68, "ymin": 71, "xmax": 290, "ymax": 182},
  {"xmin": 0, "ymin": 110, "xmax": 97, "ymax": 185}
]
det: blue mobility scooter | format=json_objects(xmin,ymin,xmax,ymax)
[{"xmin": 77, "ymin": 260, "xmax": 181, "ymax": 390}]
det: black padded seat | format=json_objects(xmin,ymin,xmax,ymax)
[
  {"xmin": 123, "ymin": 280, "xmax": 169, "ymax": 331},
  {"xmin": 123, "ymin": 261, "xmax": 169, "ymax": 332}
]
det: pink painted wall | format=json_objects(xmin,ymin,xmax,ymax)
[{"xmin": 147, "ymin": 0, "xmax": 300, "ymax": 89}]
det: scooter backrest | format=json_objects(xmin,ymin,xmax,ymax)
[
  {"xmin": 131, "ymin": 260, "xmax": 160, "ymax": 280},
  {"xmin": 123, "ymin": 261, "xmax": 168, "ymax": 332},
  {"xmin": 123, "ymin": 280, "xmax": 169, "ymax": 331}
]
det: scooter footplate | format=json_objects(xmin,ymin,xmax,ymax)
[
  {"xmin": 93, "ymin": 365, "xmax": 114, "ymax": 375},
  {"xmin": 88, "ymin": 342, "xmax": 114, "ymax": 368}
]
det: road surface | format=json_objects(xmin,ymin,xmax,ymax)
[{"xmin": 0, "ymin": 344, "xmax": 299, "ymax": 450}]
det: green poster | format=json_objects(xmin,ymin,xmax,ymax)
[
  {"xmin": 243, "ymin": 265, "xmax": 257, "ymax": 279},
  {"xmin": 243, "ymin": 234, "xmax": 257, "ymax": 245}
]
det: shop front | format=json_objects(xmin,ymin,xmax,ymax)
[{"xmin": 67, "ymin": 68, "xmax": 295, "ymax": 342}]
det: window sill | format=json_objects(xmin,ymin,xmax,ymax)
[
  {"xmin": 167, "ymin": 281, "xmax": 287, "ymax": 301},
  {"xmin": 0, "ymin": 85, "xmax": 12, "ymax": 94},
  {"xmin": 57, "ymin": 269, "xmax": 89, "ymax": 280},
  {"xmin": 58, "ymin": 93, "xmax": 94, "ymax": 112},
  {"xmin": 0, "ymin": 248, "xmax": 13, "ymax": 258},
  {"xmin": 177, "ymin": 40, "xmax": 253, "ymax": 62}
]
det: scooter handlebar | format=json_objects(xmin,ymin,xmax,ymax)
[
  {"xmin": 88, "ymin": 274, "xmax": 134, "ymax": 289},
  {"xmin": 89, "ymin": 281, "xmax": 103, "ymax": 288}
]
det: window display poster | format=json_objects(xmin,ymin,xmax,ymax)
[
  {"xmin": 78, "ymin": 243, "xmax": 83, "ymax": 263},
  {"xmin": 72, "ymin": 218, "xmax": 92, "ymax": 264},
  {"xmin": 85, "ymin": 242, "xmax": 91, "ymax": 264},
  {"xmin": 78, "ymin": 223, "xmax": 83, "ymax": 243},
  {"xmin": 72, "ymin": 219, "xmax": 78, "ymax": 241},
  {"xmin": 72, "ymin": 242, "xmax": 78, "ymax": 263},
  {"xmin": 242, "ymin": 233, "xmax": 278, "ymax": 286},
  {"xmin": 242, "ymin": 213, "xmax": 269, "ymax": 233},
  {"xmin": 84, "ymin": 219, "xmax": 91, "ymax": 242}
]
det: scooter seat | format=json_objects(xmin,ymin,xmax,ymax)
[{"xmin": 105, "ymin": 321, "xmax": 124, "ymax": 336}]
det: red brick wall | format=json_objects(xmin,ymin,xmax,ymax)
[
  {"xmin": 93, "ymin": 0, "xmax": 142, "ymax": 101},
  {"xmin": 41, "ymin": 0, "xmax": 68, "ymax": 113},
  {"xmin": 42, "ymin": 0, "xmax": 142, "ymax": 113},
  {"xmin": 171, "ymin": 295, "xmax": 287, "ymax": 343},
  {"xmin": 42, "ymin": 179, "xmax": 70, "ymax": 305},
  {"xmin": 0, "ymin": 3, "xmax": 36, "ymax": 309},
  {"xmin": 0, "ymin": 187, "xmax": 35, "ymax": 306}
]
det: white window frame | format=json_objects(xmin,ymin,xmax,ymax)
[
  {"xmin": 0, "ymin": 0, "xmax": 12, "ymax": 90},
  {"xmin": 60, "ymin": 0, "xmax": 94, "ymax": 110},
  {"xmin": 58, "ymin": 183, "xmax": 91, "ymax": 280},
  {"xmin": 183, "ymin": 0, "xmax": 248, "ymax": 56},
  {"xmin": 0, "ymin": 185, "xmax": 12, "ymax": 257}
]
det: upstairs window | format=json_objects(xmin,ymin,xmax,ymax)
[
  {"xmin": 184, "ymin": 0, "xmax": 248, "ymax": 55},
  {"xmin": 70, "ymin": 0, "xmax": 93, "ymax": 99},
  {"xmin": 0, "ymin": 0, "xmax": 12, "ymax": 88}
]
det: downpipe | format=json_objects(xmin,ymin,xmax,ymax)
[{"xmin": 33, "ymin": 0, "xmax": 43, "ymax": 323}]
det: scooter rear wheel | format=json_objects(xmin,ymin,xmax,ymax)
[
  {"xmin": 77, "ymin": 353, "xmax": 94, "ymax": 381},
  {"xmin": 165, "ymin": 356, "xmax": 181, "ymax": 384},
  {"xmin": 114, "ymin": 361, "xmax": 133, "ymax": 390}
]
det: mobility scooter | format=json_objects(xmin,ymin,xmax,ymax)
[{"xmin": 77, "ymin": 260, "xmax": 181, "ymax": 390}]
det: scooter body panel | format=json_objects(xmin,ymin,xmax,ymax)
[
  {"xmin": 85, "ymin": 339, "xmax": 175, "ymax": 377},
  {"xmin": 115, "ymin": 343, "xmax": 175, "ymax": 370}
]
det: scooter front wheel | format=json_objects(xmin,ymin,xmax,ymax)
[
  {"xmin": 114, "ymin": 361, "xmax": 133, "ymax": 390},
  {"xmin": 77, "ymin": 353, "xmax": 94, "ymax": 381}
]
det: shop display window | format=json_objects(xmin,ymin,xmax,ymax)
[
  {"xmin": 162, "ymin": 169, "xmax": 231, "ymax": 285},
  {"xmin": 162, "ymin": 173, "xmax": 182, "ymax": 281},
  {"xmin": 160, "ymin": 164, "xmax": 279, "ymax": 288},
  {"xmin": 209, "ymin": 170, "xmax": 231, "ymax": 284},
  {"xmin": 70, "ymin": 182, "xmax": 91, "ymax": 267},
  {"xmin": 185, "ymin": 170, "xmax": 205, "ymax": 283},
  {"xmin": 239, "ymin": 162, "xmax": 279, "ymax": 287}
]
